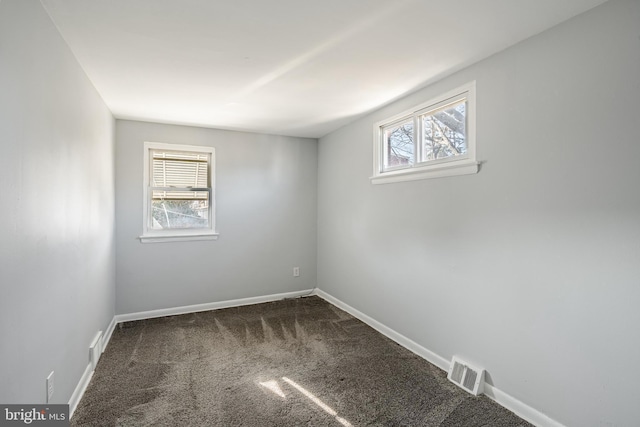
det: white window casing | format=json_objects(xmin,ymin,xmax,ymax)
[
  {"xmin": 371, "ymin": 81, "xmax": 479, "ymax": 184},
  {"xmin": 140, "ymin": 141, "xmax": 218, "ymax": 243}
]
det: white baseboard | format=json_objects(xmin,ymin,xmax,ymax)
[
  {"xmin": 114, "ymin": 289, "xmax": 315, "ymax": 323},
  {"xmin": 102, "ymin": 316, "xmax": 117, "ymax": 353},
  {"xmin": 312, "ymin": 288, "xmax": 565, "ymax": 427},
  {"xmin": 484, "ymin": 384, "xmax": 565, "ymax": 427},
  {"xmin": 69, "ymin": 288, "xmax": 563, "ymax": 427},
  {"xmin": 313, "ymin": 288, "xmax": 450, "ymax": 371},
  {"xmin": 69, "ymin": 314, "xmax": 116, "ymax": 418},
  {"xmin": 68, "ymin": 363, "xmax": 94, "ymax": 419}
]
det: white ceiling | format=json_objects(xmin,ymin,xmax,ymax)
[{"xmin": 41, "ymin": 0, "xmax": 606, "ymax": 138}]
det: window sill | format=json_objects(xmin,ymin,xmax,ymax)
[
  {"xmin": 370, "ymin": 159, "xmax": 479, "ymax": 185},
  {"xmin": 139, "ymin": 232, "xmax": 219, "ymax": 243}
]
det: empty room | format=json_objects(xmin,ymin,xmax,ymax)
[{"xmin": 1, "ymin": 0, "xmax": 639, "ymax": 426}]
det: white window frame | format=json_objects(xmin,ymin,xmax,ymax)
[
  {"xmin": 371, "ymin": 81, "xmax": 478, "ymax": 184},
  {"xmin": 139, "ymin": 141, "xmax": 219, "ymax": 243}
]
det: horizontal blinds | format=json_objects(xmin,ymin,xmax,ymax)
[{"xmin": 151, "ymin": 149, "xmax": 210, "ymax": 200}]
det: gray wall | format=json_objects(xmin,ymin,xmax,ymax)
[
  {"xmin": 0, "ymin": 0, "xmax": 116, "ymax": 404},
  {"xmin": 317, "ymin": 1, "xmax": 640, "ymax": 426},
  {"xmin": 115, "ymin": 120, "xmax": 317, "ymax": 314}
]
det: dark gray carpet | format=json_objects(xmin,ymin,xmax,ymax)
[{"xmin": 72, "ymin": 296, "xmax": 532, "ymax": 426}]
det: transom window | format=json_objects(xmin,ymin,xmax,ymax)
[
  {"xmin": 140, "ymin": 142, "xmax": 218, "ymax": 243},
  {"xmin": 372, "ymin": 82, "xmax": 478, "ymax": 184}
]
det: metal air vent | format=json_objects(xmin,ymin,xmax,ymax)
[{"xmin": 447, "ymin": 356, "xmax": 485, "ymax": 396}]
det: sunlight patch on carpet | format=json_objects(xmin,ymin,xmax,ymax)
[
  {"xmin": 259, "ymin": 380, "xmax": 286, "ymax": 398},
  {"xmin": 282, "ymin": 377, "xmax": 352, "ymax": 427}
]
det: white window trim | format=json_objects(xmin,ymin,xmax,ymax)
[
  {"xmin": 139, "ymin": 141, "xmax": 219, "ymax": 243},
  {"xmin": 371, "ymin": 81, "xmax": 478, "ymax": 184}
]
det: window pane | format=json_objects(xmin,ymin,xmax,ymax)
[
  {"xmin": 421, "ymin": 100, "xmax": 466, "ymax": 161},
  {"xmin": 383, "ymin": 120, "xmax": 414, "ymax": 169},
  {"xmin": 150, "ymin": 190, "xmax": 209, "ymax": 229},
  {"xmin": 151, "ymin": 150, "xmax": 209, "ymax": 188}
]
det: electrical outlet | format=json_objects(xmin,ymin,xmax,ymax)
[
  {"xmin": 293, "ymin": 267, "xmax": 300, "ymax": 277},
  {"xmin": 46, "ymin": 371, "xmax": 54, "ymax": 403}
]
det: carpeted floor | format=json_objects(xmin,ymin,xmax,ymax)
[{"xmin": 72, "ymin": 296, "xmax": 532, "ymax": 426}]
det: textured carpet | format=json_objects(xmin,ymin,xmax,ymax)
[{"xmin": 72, "ymin": 296, "xmax": 532, "ymax": 426}]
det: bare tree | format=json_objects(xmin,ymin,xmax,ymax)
[
  {"xmin": 384, "ymin": 101, "xmax": 466, "ymax": 169},
  {"xmin": 424, "ymin": 103, "xmax": 466, "ymax": 160}
]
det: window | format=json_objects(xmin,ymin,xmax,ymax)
[
  {"xmin": 140, "ymin": 142, "xmax": 218, "ymax": 243},
  {"xmin": 371, "ymin": 81, "xmax": 478, "ymax": 184}
]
